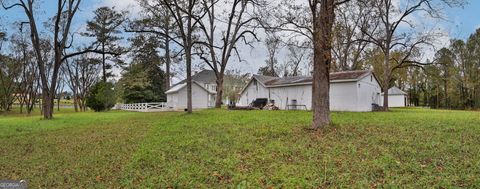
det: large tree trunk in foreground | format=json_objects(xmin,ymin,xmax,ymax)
[
  {"xmin": 382, "ymin": 51, "xmax": 390, "ymax": 111},
  {"xmin": 215, "ymin": 74, "xmax": 224, "ymax": 108},
  {"xmin": 383, "ymin": 85, "xmax": 389, "ymax": 110},
  {"xmin": 312, "ymin": 0, "xmax": 335, "ymax": 129},
  {"xmin": 185, "ymin": 47, "xmax": 193, "ymax": 114},
  {"xmin": 42, "ymin": 90, "xmax": 54, "ymax": 119}
]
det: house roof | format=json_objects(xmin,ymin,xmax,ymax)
[
  {"xmin": 167, "ymin": 70, "xmax": 217, "ymax": 94},
  {"xmin": 252, "ymin": 75, "xmax": 278, "ymax": 85},
  {"xmin": 174, "ymin": 70, "xmax": 216, "ymax": 86},
  {"xmin": 384, "ymin": 87, "xmax": 407, "ymax": 95},
  {"xmin": 330, "ymin": 70, "xmax": 372, "ymax": 81},
  {"xmin": 191, "ymin": 70, "xmax": 217, "ymax": 84},
  {"xmin": 165, "ymin": 81, "xmax": 216, "ymax": 94},
  {"xmin": 239, "ymin": 70, "xmax": 377, "ymax": 96},
  {"xmin": 255, "ymin": 70, "xmax": 373, "ymax": 87},
  {"xmin": 165, "ymin": 83, "xmax": 187, "ymax": 94}
]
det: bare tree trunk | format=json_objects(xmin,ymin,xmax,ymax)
[
  {"xmin": 165, "ymin": 22, "xmax": 172, "ymax": 90},
  {"xmin": 56, "ymin": 79, "xmax": 64, "ymax": 112},
  {"xmin": 81, "ymin": 98, "xmax": 87, "ymax": 112},
  {"xmin": 73, "ymin": 95, "xmax": 79, "ymax": 112},
  {"xmin": 42, "ymin": 90, "xmax": 54, "ymax": 119},
  {"xmin": 19, "ymin": 96, "xmax": 24, "ymax": 114},
  {"xmin": 186, "ymin": 49, "xmax": 193, "ymax": 113},
  {"xmin": 382, "ymin": 51, "xmax": 390, "ymax": 111},
  {"xmin": 43, "ymin": 76, "xmax": 59, "ymax": 119},
  {"xmin": 215, "ymin": 74, "xmax": 224, "ymax": 108},
  {"xmin": 27, "ymin": 80, "xmax": 39, "ymax": 115},
  {"xmin": 102, "ymin": 43, "xmax": 107, "ymax": 83},
  {"xmin": 444, "ymin": 79, "xmax": 448, "ymax": 109},
  {"xmin": 312, "ymin": 0, "xmax": 335, "ymax": 129}
]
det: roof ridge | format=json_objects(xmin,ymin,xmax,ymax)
[
  {"xmin": 331, "ymin": 70, "xmax": 370, "ymax": 74},
  {"xmin": 257, "ymin": 70, "xmax": 372, "ymax": 87}
]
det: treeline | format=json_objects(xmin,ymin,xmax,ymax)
[{"xmin": 404, "ymin": 29, "xmax": 480, "ymax": 110}]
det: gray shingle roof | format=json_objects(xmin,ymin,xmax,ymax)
[
  {"xmin": 170, "ymin": 70, "xmax": 216, "ymax": 88},
  {"xmin": 191, "ymin": 70, "xmax": 217, "ymax": 84},
  {"xmin": 252, "ymin": 75, "xmax": 278, "ymax": 85},
  {"xmin": 387, "ymin": 87, "xmax": 407, "ymax": 95},
  {"xmin": 165, "ymin": 81, "xmax": 216, "ymax": 94},
  {"xmin": 254, "ymin": 70, "xmax": 372, "ymax": 86}
]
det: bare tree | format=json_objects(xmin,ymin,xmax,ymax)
[
  {"xmin": 63, "ymin": 55, "xmax": 101, "ymax": 112},
  {"xmin": 259, "ymin": 0, "xmax": 350, "ymax": 128},
  {"xmin": 161, "ymin": 0, "xmax": 206, "ymax": 113},
  {"xmin": 285, "ymin": 39, "xmax": 310, "ymax": 76},
  {"xmin": 196, "ymin": 0, "xmax": 259, "ymax": 108},
  {"xmin": 55, "ymin": 72, "xmax": 65, "ymax": 111},
  {"xmin": 332, "ymin": 0, "xmax": 375, "ymax": 71},
  {"xmin": 0, "ymin": 53, "xmax": 21, "ymax": 112},
  {"xmin": 63, "ymin": 58, "xmax": 79, "ymax": 112},
  {"xmin": 258, "ymin": 31, "xmax": 282, "ymax": 77},
  {"xmin": 11, "ymin": 32, "xmax": 39, "ymax": 114}
]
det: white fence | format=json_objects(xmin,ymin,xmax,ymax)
[{"xmin": 119, "ymin": 102, "xmax": 171, "ymax": 112}]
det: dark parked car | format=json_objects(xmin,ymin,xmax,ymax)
[{"xmin": 250, "ymin": 98, "xmax": 268, "ymax": 109}]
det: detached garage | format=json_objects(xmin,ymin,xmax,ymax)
[
  {"xmin": 381, "ymin": 87, "xmax": 408, "ymax": 107},
  {"xmin": 237, "ymin": 70, "xmax": 382, "ymax": 112}
]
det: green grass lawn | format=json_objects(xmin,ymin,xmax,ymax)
[{"xmin": 1, "ymin": 108, "xmax": 479, "ymax": 188}]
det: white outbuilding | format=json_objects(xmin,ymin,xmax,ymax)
[
  {"xmin": 237, "ymin": 70, "xmax": 382, "ymax": 112},
  {"xmin": 166, "ymin": 70, "xmax": 217, "ymax": 110},
  {"xmin": 380, "ymin": 87, "xmax": 408, "ymax": 107}
]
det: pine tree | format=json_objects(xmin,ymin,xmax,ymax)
[{"xmin": 83, "ymin": 6, "xmax": 126, "ymax": 82}]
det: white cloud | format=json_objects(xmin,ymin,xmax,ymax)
[{"xmin": 94, "ymin": 0, "xmax": 141, "ymax": 15}]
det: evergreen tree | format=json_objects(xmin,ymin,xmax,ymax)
[
  {"xmin": 83, "ymin": 6, "xmax": 126, "ymax": 82},
  {"xmin": 119, "ymin": 34, "xmax": 166, "ymax": 103}
]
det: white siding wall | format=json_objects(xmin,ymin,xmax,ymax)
[
  {"xmin": 264, "ymin": 83, "xmax": 360, "ymax": 111},
  {"xmin": 166, "ymin": 93, "xmax": 177, "ymax": 108},
  {"xmin": 329, "ymin": 82, "xmax": 358, "ymax": 111},
  {"xmin": 169, "ymin": 84, "xmax": 211, "ymax": 110},
  {"xmin": 238, "ymin": 79, "xmax": 270, "ymax": 106},
  {"xmin": 380, "ymin": 94, "xmax": 406, "ymax": 107},
  {"xmin": 355, "ymin": 74, "xmax": 382, "ymax": 111},
  {"xmin": 269, "ymin": 85, "xmax": 311, "ymax": 110}
]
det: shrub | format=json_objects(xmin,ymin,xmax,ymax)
[{"xmin": 86, "ymin": 82, "xmax": 116, "ymax": 112}]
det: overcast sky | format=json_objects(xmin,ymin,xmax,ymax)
[{"xmin": 0, "ymin": 0, "xmax": 479, "ymax": 82}]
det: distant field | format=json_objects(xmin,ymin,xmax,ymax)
[{"xmin": 0, "ymin": 108, "xmax": 479, "ymax": 188}]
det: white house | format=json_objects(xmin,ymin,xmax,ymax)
[
  {"xmin": 380, "ymin": 87, "xmax": 408, "ymax": 107},
  {"xmin": 237, "ymin": 70, "xmax": 382, "ymax": 112},
  {"xmin": 166, "ymin": 70, "xmax": 217, "ymax": 110}
]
